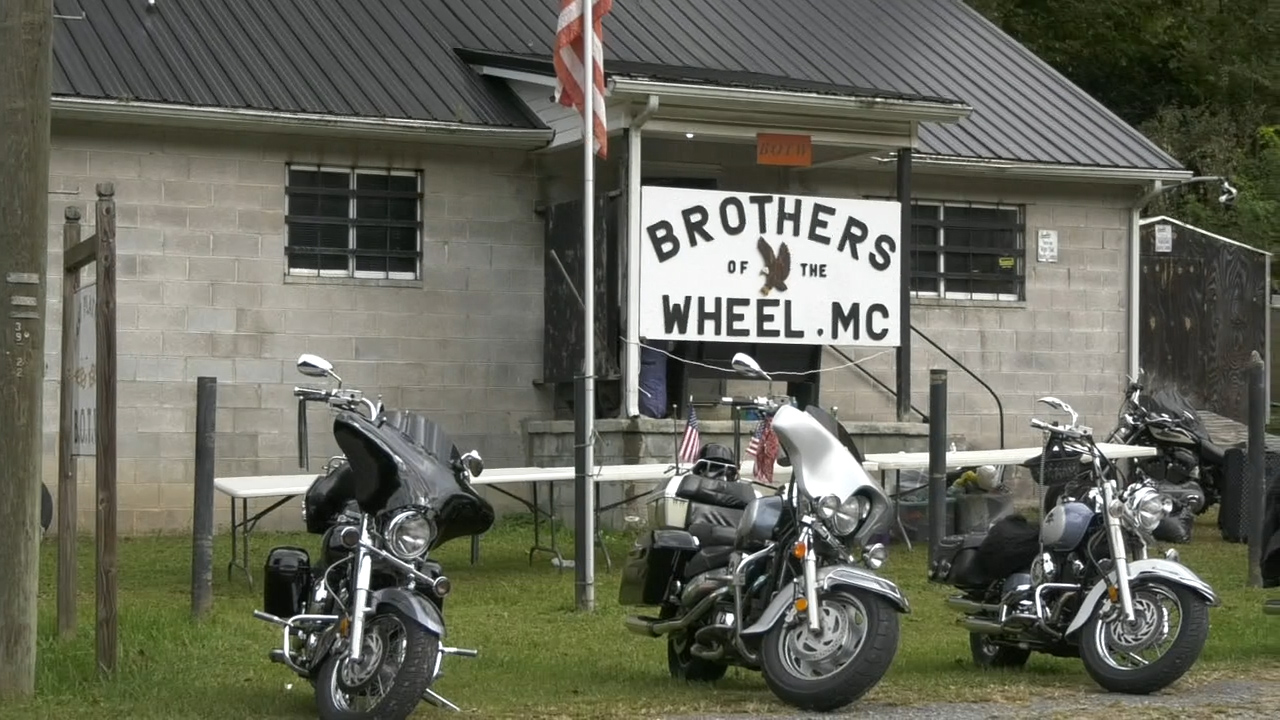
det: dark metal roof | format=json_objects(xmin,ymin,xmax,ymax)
[
  {"xmin": 50, "ymin": 0, "xmax": 540, "ymax": 129},
  {"xmin": 427, "ymin": 0, "xmax": 1183, "ymax": 171},
  {"xmin": 51, "ymin": 0, "xmax": 1183, "ymax": 171},
  {"xmin": 456, "ymin": 49, "xmax": 964, "ymax": 106}
]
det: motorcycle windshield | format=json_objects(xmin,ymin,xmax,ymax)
[
  {"xmin": 773, "ymin": 405, "xmax": 879, "ymax": 502},
  {"xmin": 1137, "ymin": 385, "xmax": 1210, "ymax": 440},
  {"xmin": 332, "ymin": 409, "xmax": 495, "ymax": 548}
]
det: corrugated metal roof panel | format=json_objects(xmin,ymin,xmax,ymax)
[
  {"xmin": 50, "ymin": 0, "xmax": 539, "ymax": 128},
  {"xmin": 51, "ymin": 0, "xmax": 1182, "ymax": 170},
  {"xmin": 423, "ymin": 0, "xmax": 1182, "ymax": 170}
]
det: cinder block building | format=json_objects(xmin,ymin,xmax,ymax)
[{"xmin": 42, "ymin": 0, "xmax": 1189, "ymax": 533}]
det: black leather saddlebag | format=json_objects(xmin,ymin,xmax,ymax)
[
  {"xmin": 618, "ymin": 529, "xmax": 700, "ymax": 607},
  {"xmin": 930, "ymin": 532, "xmax": 989, "ymax": 589},
  {"xmin": 975, "ymin": 514, "xmax": 1041, "ymax": 579}
]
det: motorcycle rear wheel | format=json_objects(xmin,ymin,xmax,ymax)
[
  {"xmin": 315, "ymin": 608, "xmax": 439, "ymax": 720},
  {"xmin": 969, "ymin": 632, "xmax": 1031, "ymax": 669},
  {"xmin": 759, "ymin": 589, "xmax": 899, "ymax": 712},
  {"xmin": 1079, "ymin": 579, "xmax": 1209, "ymax": 694},
  {"xmin": 662, "ymin": 605, "xmax": 728, "ymax": 682}
]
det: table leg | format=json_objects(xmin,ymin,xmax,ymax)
[
  {"xmin": 887, "ymin": 470, "xmax": 913, "ymax": 552},
  {"xmin": 225, "ymin": 494, "xmax": 297, "ymax": 588},
  {"xmin": 484, "ymin": 482, "xmax": 564, "ymax": 570},
  {"xmin": 226, "ymin": 495, "xmax": 237, "ymax": 582}
]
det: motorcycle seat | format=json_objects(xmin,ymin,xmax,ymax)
[
  {"xmin": 683, "ymin": 545, "xmax": 735, "ymax": 579},
  {"xmin": 688, "ymin": 521, "xmax": 737, "ymax": 548},
  {"xmin": 675, "ymin": 473, "xmax": 755, "ymax": 510},
  {"xmin": 1197, "ymin": 437, "xmax": 1242, "ymax": 465}
]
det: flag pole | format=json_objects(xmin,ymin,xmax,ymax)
[{"xmin": 574, "ymin": 0, "xmax": 597, "ymax": 613}]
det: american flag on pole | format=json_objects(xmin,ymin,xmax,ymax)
[
  {"xmin": 678, "ymin": 405, "xmax": 701, "ymax": 465},
  {"xmin": 746, "ymin": 417, "xmax": 780, "ymax": 484},
  {"xmin": 553, "ymin": 0, "xmax": 613, "ymax": 158}
]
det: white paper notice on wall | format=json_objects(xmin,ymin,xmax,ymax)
[
  {"xmin": 1154, "ymin": 223, "xmax": 1173, "ymax": 253},
  {"xmin": 1036, "ymin": 229, "xmax": 1059, "ymax": 263},
  {"xmin": 638, "ymin": 187, "xmax": 902, "ymax": 347}
]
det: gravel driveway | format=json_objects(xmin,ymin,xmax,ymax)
[{"xmin": 664, "ymin": 676, "xmax": 1280, "ymax": 719}]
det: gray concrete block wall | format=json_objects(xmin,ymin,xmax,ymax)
[
  {"xmin": 793, "ymin": 169, "xmax": 1135, "ymax": 455},
  {"xmin": 43, "ymin": 120, "xmax": 551, "ymax": 534}
]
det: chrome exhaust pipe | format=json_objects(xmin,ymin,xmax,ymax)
[
  {"xmin": 689, "ymin": 643, "xmax": 726, "ymax": 661},
  {"xmin": 961, "ymin": 617, "xmax": 1007, "ymax": 635},
  {"xmin": 254, "ymin": 610, "xmax": 289, "ymax": 627},
  {"xmin": 624, "ymin": 616, "xmax": 660, "ymax": 637},
  {"xmin": 945, "ymin": 597, "xmax": 1000, "ymax": 614},
  {"xmin": 625, "ymin": 587, "xmax": 729, "ymax": 638}
]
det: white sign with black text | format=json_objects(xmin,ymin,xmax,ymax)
[{"xmin": 638, "ymin": 187, "xmax": 902, "ymax": 347}]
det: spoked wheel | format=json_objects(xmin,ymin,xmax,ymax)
[
  {"xmin": 969, "ymin": 632, "xmax": 1031, "ymax": 669},
  {"xmin": 315, "ymin": 609, "xmax": 439, "ymax": 720},
  {"xmin": 1079, "ymin": 580, "xmax": 1210, "ymax": 694},
  {"xmin": 760, "ymin": 590, "xmax": 899, "ymax": 712}
]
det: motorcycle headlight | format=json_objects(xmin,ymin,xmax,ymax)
[
  {"xmin": 816, "ymin": 493, "xmax": 870, "ymax": 537},
  {"xmin": 1126, "ymin": 487, "xmax": 1173, "ymax": 532},
  {"xmin": 385, "ymin": 510, "xmax": 434, "ymax": 559}
]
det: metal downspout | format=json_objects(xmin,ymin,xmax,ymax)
[{"xmin": 624, "ymin": 96, "xmax": 659, "ymax": 418}]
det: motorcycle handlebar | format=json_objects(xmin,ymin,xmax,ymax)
[{"xmin": 1029, "ymin": 417, "xmax": 1090, "ymax": 440}]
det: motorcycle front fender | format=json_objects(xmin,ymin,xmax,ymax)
[
  {"xmin": 1064, "ymin": 558, "xmax": 1219, "ymax": 637},
  {"xmin": 370, "ymin": 587, "xmax": 446, "ymax": 639},
  {"xmin": 740, "ymin": 564, "xmax": 910, "ymax": 637}
]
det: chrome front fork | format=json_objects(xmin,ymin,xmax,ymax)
[
  {"xmin": 801, "ymin": 525, "xmax": 821, "ymax": 632},
  {"xmin": 348, "ymin": 515, "xmax": 374, "ymax": 662},
  {"xmin": 1101, "ymin": 482, "xmax": 1136, "ymax": 622}
]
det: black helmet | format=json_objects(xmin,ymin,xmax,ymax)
[{"xmin": 693, "ymin": 443, "xmax": 738, "ymax": 481}]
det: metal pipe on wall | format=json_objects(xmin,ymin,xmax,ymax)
[{"xmin": 622, "ymin": 96, "xmax": 659, "ymax": 419}]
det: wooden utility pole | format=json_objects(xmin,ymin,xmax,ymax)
[{"xmin": 0, "ymin": 0, "xmax": 53, "ymax": 700}]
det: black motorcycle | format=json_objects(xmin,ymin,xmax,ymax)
[
  {"xmin": 930, "ymin": 396, "xmax": 1217, "ymax": 695},
  {"xmin": 620, "ymin": 353, "xmax": 906, "ymax": 713},
  {"xmin": 252, "ymin": 354, "xmax": 495, "ymax": 719},
  {"xmin": 1106, "ymin": 373, "xmax": 1234, "ymax": 511}
]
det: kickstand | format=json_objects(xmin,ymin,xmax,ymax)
[{"xmin": 423, "ymin": 688, "xmax": 460, "ymax": 712}]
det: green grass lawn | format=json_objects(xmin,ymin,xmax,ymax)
[{"xmin": 5, "ymin": 510, "xmax": 1280, "ymax": 719}]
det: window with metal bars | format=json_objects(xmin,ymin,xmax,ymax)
[
  {"xmin": 909, "ymin": 201, "xmax": 1025, "ymax": 301},
  {"xmin": 284, "ymin": 165, "xmax": 422, "ymax": 280}
]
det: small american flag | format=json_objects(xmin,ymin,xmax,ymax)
[
  {"xmin": 747, "ymin": 417, "xmax": 780, "ymax": 484},
  {"xmin": 745, "ymin": 418, "xmax": 766, "ymax": 459},
  {"xmin": 678, "ymin": 405, "xmax": 701, "ymax": 464},
  {"xmin": 553, "ymin": 0, "xmax": 613, "ymax": 159}
]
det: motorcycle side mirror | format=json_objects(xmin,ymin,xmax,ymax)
[
  {"xmin": 460, "ymin": 450, "xmax": 485, "ymax": 478},
  {"xmin": 297, "ymin": 353, "xmax": 335, "ymax": 378},
  {"xmin": 731, "ymin": 353, "xmax": 770, "ymax": 381},
  {"xmin": 1036, "ymin": 396, "xmax": 1080, "ymax": 427}
]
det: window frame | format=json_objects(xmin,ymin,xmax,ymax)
[
  {"xmin": 283, "ymin": 163, "xmax": 424, "ymax": 281},
  {"xmin": 908, "ymin": 200, "xmax": 1026, "ymax": 302}
]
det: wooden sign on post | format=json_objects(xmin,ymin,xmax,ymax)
[
  {"xmin": 72, "ymin": 281, "xmax": 96, "ymax": 457},
  {"xmin": 756, "ymin": 133, "xmax": 813, "ymax": 167},
  {"xmin": 57, "ymin": 183, "xmax": 118, "ymax": 676}
]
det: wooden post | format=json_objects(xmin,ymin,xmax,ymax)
[
  {"xmin": 0, "ymin": 0, "xmax": 53, "ymax": 699},
  {"xmin": 95, "ymin": 183, "xmax": 119, "ymax": 676},
  {"xmin": 58, "ymin": 207, "xmax": 82, "ymax": 639},
  {"xmin": 1247, "ymin": 350, "xmax": 1266, "ymax": 587}
]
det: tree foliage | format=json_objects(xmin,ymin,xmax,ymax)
[{"xmin": 966, "ymin": 0, "xmax": 1279, "ymax": 256}]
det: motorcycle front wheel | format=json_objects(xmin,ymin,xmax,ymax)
[
  {"xmin": 315, "ymin": 608, "xmax": 440, "ymax": 720},
  {"xmin": 1079, "ymin": 579, "xmax": 1210, "ymax": 694},
  {"xmin": 759, "ymin": 589, "xmax": 899, "ymax": 712}
]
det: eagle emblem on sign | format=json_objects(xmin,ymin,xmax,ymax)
[{"xmin": 757, "ymin": 237, "xmax": 791, "ymax": 296}]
